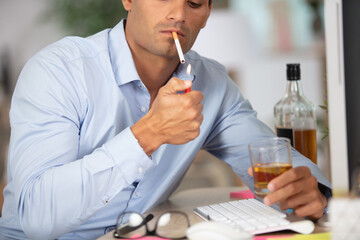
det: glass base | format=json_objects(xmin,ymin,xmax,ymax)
[{"xmin": 254, "ymin": 187, "xmax": 270, "ymax": 198}]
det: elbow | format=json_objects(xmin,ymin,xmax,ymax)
[
  {"xmin": 20, "ymin": 215, "xmax": 64, "ymax": 240},
  {"xmin": 22, "ymin": 227, "xmax": 58, "ymax": 240},
  {"xmin": 16, "ymin": 177, "xmax": 71, "ymax": 239},
  {"xmin": 18, "ymin": 201, "xmax": 66, "ymax": 240}
]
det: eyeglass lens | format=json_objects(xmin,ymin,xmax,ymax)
[
  {"xmin": 116, "ymin": 212, "xmax": 147, "ymax": 238},
  {"xmin": 116, "ymin": 211, "xmax": 189, "ymax": 239},
  {"xmin": 156, "ymin": 212, "xmax": 189, "ymax": 239}
]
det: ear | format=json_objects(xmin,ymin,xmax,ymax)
[
  {"xmin": 122, "ymin": 0, "xmax": 133, "ymax": 11},
  {"xmin": 201, "ymin": 3, "xmax": 212, "ymax": 29}
]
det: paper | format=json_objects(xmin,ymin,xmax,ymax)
[
  {"xmin": 230, "ymin": 190, "xmax": 255, "ymax": 199},
  {"xmin": 330, "ymin": 197, "xmax": 360, "ymax": 239},
  {"xmin": 268, "ymin": 232, "xmax": 330, "ymax": 240}
]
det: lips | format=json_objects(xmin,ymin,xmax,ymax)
[{"xmin": 161, "ymin": 29, "xmax": 185, "ymax": 38}]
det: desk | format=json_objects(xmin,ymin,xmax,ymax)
[{"xmin": 98, "ymin": 187, "xmax": 330, "ymax": 239}]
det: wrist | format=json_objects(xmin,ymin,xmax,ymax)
[{"xmin": 131, "ymin": 115, "xmax": 163, "ymax": 156}]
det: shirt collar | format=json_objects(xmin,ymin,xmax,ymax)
[
  {"xmin": 108, "ymin": 19, "xmax": 140, "ymax": 87},
  {"xmin": 108, "ymin": 19, "xmax": 196, "ymax": 87}
]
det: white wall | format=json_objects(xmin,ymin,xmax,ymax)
[{"xmin": 0, "ymin": 0, "xmax": 67, "ymax": 88}]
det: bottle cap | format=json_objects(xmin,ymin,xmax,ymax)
[{"xmin": 287, "ymin": 63, "xmax": 301, "ymax": 81}]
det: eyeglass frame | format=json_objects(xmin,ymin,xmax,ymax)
[{"xmin": 113, "ymin": 210, "xmax": 190, "ymax": 239}]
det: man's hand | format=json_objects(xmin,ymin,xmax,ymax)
[
  {"xmin": 131, "ymin": 77, "xmax": 203, "ymax": 155},
  {"xmin": 248, "ymin": 166, "xmax": 327, "ymax": 220}
]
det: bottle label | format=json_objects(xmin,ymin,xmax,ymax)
[{"xmin": 276, "ymin": 127, "xmax": 294, "ymax": 146}]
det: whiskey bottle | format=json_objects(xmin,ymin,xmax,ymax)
[{"xmin": 274, "ymin": 64, "xmax": 317, "ymax": 164}]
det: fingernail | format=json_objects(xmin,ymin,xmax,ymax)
[
  {"xmin": 184, "ymin": 80, "xmax": 191, "ymax": 87},
  {"xmin": 268, "ymin": 183, "xmax": 275, "ymax": 191},
  {"xmin": 264, "ymin": 197, "xmax": 271, "ymax": 206}
]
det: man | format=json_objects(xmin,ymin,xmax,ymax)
[{"xmin": 0, "ymin": 0, "xmax": 331, "ymax": 239}]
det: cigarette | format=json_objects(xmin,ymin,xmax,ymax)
[{"xmin": 172, "ymin": 32, "xmax": 185, "ymax": 64}]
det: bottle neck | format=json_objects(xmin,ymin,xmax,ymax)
[{"xmin": 284, "ymin": 80, "xmax": 303, "ymax": 97}]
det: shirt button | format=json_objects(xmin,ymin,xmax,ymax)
[
  {"xmin": 140, "ymin": 106, "xmax": 146, "ymax": 112},
  {"xmin": 104, "ymin": 199, "xmax": 109, "ymax": 204},
  {"xmin": 138, "ymin": 166, "xmax": 144, "ymax": 173}
]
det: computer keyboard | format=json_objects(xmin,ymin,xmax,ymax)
[{"xmin": 194, "ymin": 198, "xmax": 315, "ymax": 235}]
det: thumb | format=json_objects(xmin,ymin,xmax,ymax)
[
  {"xmin": 248, "ymin": 166, "xmax": 253, "ymax": 177},
  {"xmin": 164, "ymin": 77, "xmax": 192, "ymax": 94}
]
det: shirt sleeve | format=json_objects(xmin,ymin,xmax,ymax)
[
  {"xmin": 202, "ymin": 75, "xmax": 332, "ymax": 193},
  {"xmin": 8, "ymin": 55, "xmax": 154, "ymax": 239}
]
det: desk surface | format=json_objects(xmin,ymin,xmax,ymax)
[{"xmin": 98, "ymin": 187, "xmax": 330, "ymax": 239}]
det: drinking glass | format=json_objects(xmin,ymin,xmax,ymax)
[{"xmin": 249, "ymin": 137, "xmax": 293, "ymax": 198}]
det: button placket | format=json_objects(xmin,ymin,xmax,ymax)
[{"xmin": 137, "ymin": 82, "xmax": 150, "ymax": 116}]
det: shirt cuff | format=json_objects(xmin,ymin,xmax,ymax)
[
  {"xmin": 103, "ymin": 127, "xmax": 154, "ymax": 184},
  {"xmin": 318, "ymin": 183, "xmax": 332, "ymax": 214}
]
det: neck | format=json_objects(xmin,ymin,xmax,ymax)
[
  {"xmin": 285, "ymin": 80, "xmax": 303, "ymax": 97},
  {"xmin": 132, "ymin": 50, "xmax": 179, "ymax": 96}
]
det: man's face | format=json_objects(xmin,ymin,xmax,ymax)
[{"xmin": 123, "ymin": 0, "xmax": 212, "ymax": 60}]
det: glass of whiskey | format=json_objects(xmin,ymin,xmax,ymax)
[{"xmin": 248, "ymin": 137, "xmax": 293, "ymax": 198}]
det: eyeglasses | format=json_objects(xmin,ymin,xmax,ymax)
[{"xmin": 113, "ymin": 211, "xmax": 190, "ymax": 239}]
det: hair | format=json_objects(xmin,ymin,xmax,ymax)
[{"xmin": 209, "ymin": 0, "xmax": 212, "ymax": 6}]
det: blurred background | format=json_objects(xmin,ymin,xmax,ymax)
[{"xmin": 0, "ymin": 0, "xmax": 328, "ymax": 207}]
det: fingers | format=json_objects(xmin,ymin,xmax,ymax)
[
  {"xmin": 264, "ymin": 167, "xmax": 313, "ymax": 205},
  {"xmin": 294, "ymin": 205, "xmax": 324, "ymax": 220},
  {"xmin": 162, "ymin": 77, "xmax": 192, "ymax": 94},
  {"xmin": 264, "ymin": 179, "xmax": 304, "ymax": 206},
  {"xmin": 145, "ymin": 77, "xmax": 203, "ymax": 146},
  {"xmin": 189, "ymin": 104, "xmax": 204, "ymax": 127},
  {"xmin": 131, "ymin": 77, "xmax": 202, "ymax": 155},
  {"xmin": 291, "ymin": 194, "xmax": 326, "ymax": 219},
  {"xmin": 181, "ymin": 103, "xmax": 203, "ymax": 136},
  {"xmin": 261, "ymin": 166, "xmax": 327, "ymax": 220},
  {"xmin": 278, "ymin": 191, "xmax": 325, "ymax": 219},
  {"xmin": 181, "ymin": 90, "xmax": 204, "ymax": 109},
  {"xmin": 278, "ymin": 187, "xmax": 324, "ymax": 212},
  {"xmin": 267, "ymin": 166, "xmax": 311, "ymax": 192},
  {"xmin": 248, "ymin": 167, "xmax": 253, "ymax": 177},
  {"xmin": 276, "ymin": 176, "xmax": 318, "ymax": 209}
]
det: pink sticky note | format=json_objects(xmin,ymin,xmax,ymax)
[
  {"xmin": 254, "ymin": 235, "xmax": 295, "ymax": 240},
  {"xmin": 230, "ymin": 190, "xmax": 255, "ymax": 199}
]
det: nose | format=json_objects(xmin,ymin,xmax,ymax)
[{"xmin": 167, "ymin": 1, "xmax": 186, "ymax": 23}]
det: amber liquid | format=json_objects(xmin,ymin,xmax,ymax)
[
  {"xmin": 276, "ymin": 128, "xmax": 317, "ymax": 164},
  {"xmin": 294, "ymin": 129, "xmax": 317, "ymax": 164},
  {"xmin": 253, "ymin": 162, "xmax": 292, "ymax": 198}
]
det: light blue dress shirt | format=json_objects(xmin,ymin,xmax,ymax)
[{"xmin": 0, "ymin": 20, "xmax": 331, "ymax": 240}]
